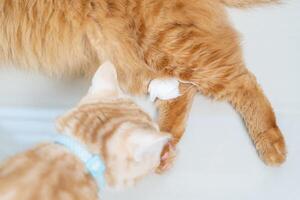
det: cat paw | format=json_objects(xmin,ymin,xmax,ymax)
[
  {"xmin": 256, "ymin": 127, "xmax": 286, "ymax": 166},
  {"xmin": 156, "ymin": 142, "xmax": 176, "ymax": 174}
]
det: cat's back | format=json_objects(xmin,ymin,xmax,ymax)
[
  {"xmin": 56, "ymin": 98, "xmax": 157, "ymax": 150},
  {"xmin": 0, "ymin": 143, "xmax": 98, "ymax": 200},
  {"xmin": 0, "ymin": 0, "xmax": 99, "ymax": 76}
]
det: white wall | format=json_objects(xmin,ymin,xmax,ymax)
[{"xmin": 0, "ymin": 66, "xmax": 89, "ymax": 108}]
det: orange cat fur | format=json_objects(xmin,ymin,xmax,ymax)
[
  {"xmin": 0, "ymin": 0, "xmax": 286, "ymax": 169},
  {"xmin": 0, "ymin": 62, "xmax": 171, "ymax": 199}
]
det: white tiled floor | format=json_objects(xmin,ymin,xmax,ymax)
[{"xmin": 0, "ymin": 1, "xmax": 300, "ymax": 200}]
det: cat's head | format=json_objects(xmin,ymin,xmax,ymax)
[
  {"xmin": 76, "ymin": 61, "xmax": 171, "ymax": 189},
  {"xmin": 104, "ymin": 122, "xmax": 171, "ymax": 189}
]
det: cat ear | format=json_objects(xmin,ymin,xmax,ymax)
[
  {"xmin": 88, "ymin": 61, "xmax": 123, "ymax": 96},
  {"xmin": 129, "ymin": 130, "xmax": 171, "ymax": 162}
]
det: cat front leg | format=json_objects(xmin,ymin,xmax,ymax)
[
  {"xmin": 191, "ymin": 68, "xmax": 286, "ymax": 166},
  {"xmin": 221, "ymin": 72, "xmax": 286, "ymax": 165},
  {"xmin": 155, "ymin": 83, "xmax": 197, "ymax": 173}
]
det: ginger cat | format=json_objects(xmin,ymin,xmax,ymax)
[
  {"xmin": 0, "ymin": 62, "xmax": 171, "ymax": 200},
  {"xmin": 0, "ymin": 0, "xmax": 286, "ymax": 168}
]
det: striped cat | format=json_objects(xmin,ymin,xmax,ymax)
[
  {"xmin": 0, "ymin": 61, "xmax": 171, "ymax": 200},
  {"xmin": 0, "ymin": 0, "xmax": 286, "ymax": 170}
]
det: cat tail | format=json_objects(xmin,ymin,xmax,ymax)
[{"xmin": 219, "ymin": 0, "xmax": 280, "ymax": 8}]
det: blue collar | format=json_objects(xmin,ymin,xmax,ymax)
[{"xmin": 55, "ymin": 135, "xmax": 106, "ymax": 189}]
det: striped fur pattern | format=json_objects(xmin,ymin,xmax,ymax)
[
  {"xmin": 0, "ymin": 144, "xmax": 99, "ymax": 200},
  {"xmin": 0, "ymin": 0, "xmax": 286, "ymax": 170},
  {"xmin": 0, "ymin": 62, "xmax": 171, "ymax": 199}
]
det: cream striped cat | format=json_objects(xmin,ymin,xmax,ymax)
[{"xmin": 0, "ymin": 61, "xmax": 171, "ymax": 200}]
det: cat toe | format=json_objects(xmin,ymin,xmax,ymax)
[
  {"xmin": 156, "ymin": 143, "xmax": 177, "ymax": 174},
  {"xmin": 256, "ymin": 127, "xmax": 287, "ymax": 166}
]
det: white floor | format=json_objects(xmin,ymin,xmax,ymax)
[{"xmin": 0, "ymin": 1, "xmax": 300, "ymax": 200}]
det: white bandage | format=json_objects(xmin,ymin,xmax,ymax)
[{"xmin": 148, "ymin": 78, "xmax": 181, "ymax": 102}]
